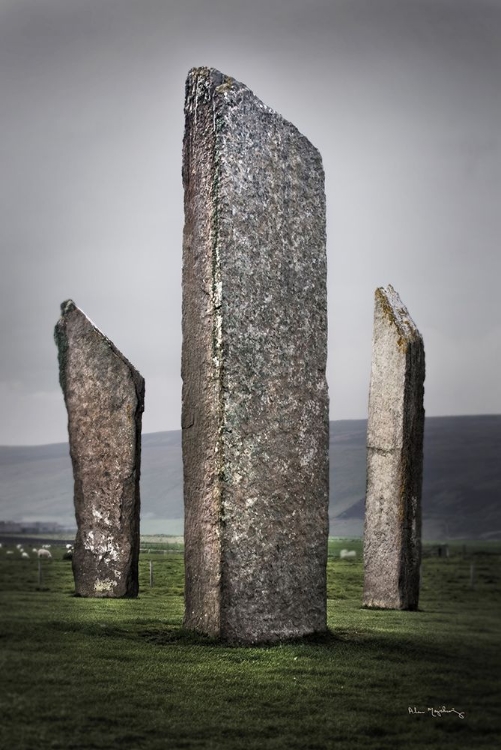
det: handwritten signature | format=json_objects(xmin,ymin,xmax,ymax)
[{"xmin": 408, "ymin": 706, "xmax": 465, "ymax": 719}]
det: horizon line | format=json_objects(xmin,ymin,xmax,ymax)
[{"xmin": 1, "ymin": 412, "xmax": 500, "ymax": 450}]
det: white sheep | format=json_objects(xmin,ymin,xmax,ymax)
[
  {"xmin": 37, "ymin": 549, "xmax": 52, "ymax": 559},
  {"xmin": 340, "ymin": 549, "xmax": 357, "ymax": 560},
  {"xmin": 42, "ymin": 544, "xmax": 52, "ymax": 549},
  {"xmin": 65, "ymin": 544, "xmax": 73, "ymax": 550},
  {"xmin": 6, "ymin": 550, "xmax": 13, "ymax": 555},
  {"xmin": 16, "ymin": 544, "xmax": 22, "ymax": 549},
  {"xmin": 21, "ymin": 552, "xmax": 29, "ymax": 559}
]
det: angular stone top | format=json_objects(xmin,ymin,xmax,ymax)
[
  {"xmin": 186, "ymin": 67, "xmax": 275, "ymax": 118},
  {"xmin": 54, "ymin": 299, "xmax": 144, "ymax": 396},
  {"xmin": 375, "ymin": 285, "xmax": 422, "ymax": 347},
  {"xmin": 184, "ymin": 66, "xmax": 322, "ymax": 158},
  {"xmin": 368, "ymin": 285, "xmax": 425, "ymax": 452}
]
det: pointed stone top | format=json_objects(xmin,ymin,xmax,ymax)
[
  {"xmin": 375, "ymin": 284, "xmax": 422, "ymax": 344},
  {"xmin": 54, "ymin": 300, "xmax": 144, "ymax": 394},
  {"xmin": 56, "ymin": 299, "xmax": 108, "ymax": 343},
  {"xmin": 60, "ymin": 299, "xmax": 77, "ymax": 315}
]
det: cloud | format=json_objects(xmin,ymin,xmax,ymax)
[{"xmin": 1, "ymin": 0, "xmax": 500, "ymax": 444}]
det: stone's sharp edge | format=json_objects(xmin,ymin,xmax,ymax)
[
  {"xmin": 376, "ymin": 284, "xmax": 422, "ymax": 344},
  {"xmin": 182, "ymin": 64, "xmax": 224, "ymax": 635}
]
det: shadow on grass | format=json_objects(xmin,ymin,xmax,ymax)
[{"xmin": 43, "ymin": 619, "xmax": 463, "ymax": 667}]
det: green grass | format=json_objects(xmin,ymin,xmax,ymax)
[{"xmin": 0, "ymin": 542, "xmax": 500, "ymax": 749}]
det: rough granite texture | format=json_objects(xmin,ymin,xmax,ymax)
[
  {"xmin": 181, "ymin": 67, "xmax": 329, "ymax": 643},
  {"xmin": 363, "ymin": 285, "xmax": 425, "ymax": 610},
  {"xmin": 54, "ymin": 300, "xmax": 144, "ymax": 598}
]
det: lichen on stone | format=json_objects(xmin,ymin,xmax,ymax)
[
  {"xmin": 54, "ymin": 300, "xmax": 144, "ymax": 598},
  {"xmin": 182, "ymin": 67, "xmax": 329, "ymax": 643}
]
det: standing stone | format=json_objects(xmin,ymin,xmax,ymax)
[
  {"xmin": 363, "ymin": 285, "xmax": 425, "ymax": 610},
  {"xmin": 54, "ymin": 300, "xmax": 144, "ymax": 598},
  {"xmin": 182, "ymin": 67, "xmax": 329, "ymax": 643}
]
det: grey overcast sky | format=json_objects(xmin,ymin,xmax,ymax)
[{"xmin": 1, "ymin": 0, "xmax": 500, "ymax": 445}]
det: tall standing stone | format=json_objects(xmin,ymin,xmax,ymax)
[
  {"xmin": 54, "ymin": 300, "xmax": 144, "ymax": 598},
  {"xmin": 363, "ymin": 285, "xmax": 425, "ymax": 610},
  {"xmin": 182, "ymin": 67, "xmax": 329, "ymax": 643}
]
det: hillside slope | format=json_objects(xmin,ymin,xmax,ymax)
[{"xmin": 0, "ymin": 416, "xmax": 499, "ymax": 539}]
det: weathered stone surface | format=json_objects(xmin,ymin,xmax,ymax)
[
  {"xmin": 363, "ymin": 285, "xmax": 425, "ymax": 610},
  {"xmin": 181, "ymin": 67, "xmax": 329, "ymax": 643},
  {"xmin": 54, "ymin": 300, "xmax": 144, "ymax": 598}
]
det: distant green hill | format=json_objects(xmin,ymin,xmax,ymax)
[{"xmin": 0, "ymin": 415, "xmax": 499, "ymax": 539}]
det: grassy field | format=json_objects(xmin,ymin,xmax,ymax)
[{"xmin": 0, "ymin": 540, "xmax": 500, "ymax": 750}]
